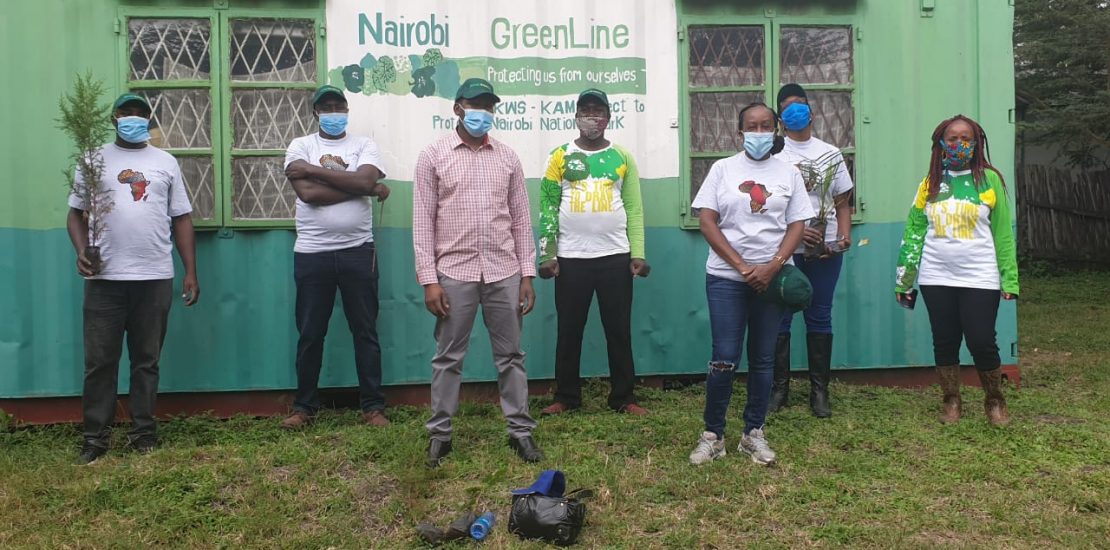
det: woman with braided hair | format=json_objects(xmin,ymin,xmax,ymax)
[{"xmin": 895, "ymin": 115, "xmax": 1019, "ymax": 426}]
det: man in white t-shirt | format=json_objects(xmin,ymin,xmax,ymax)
[
  {"xmin": 280, "ymin": 85, "xmax": 391, "ymax": 429},
  {"xmin": 768, "ymin": 83, "xmax": 855, "ymax": 418},
  {"xmin": 67, "ymin": 93, "xmax": 199, "ymax": 464}
]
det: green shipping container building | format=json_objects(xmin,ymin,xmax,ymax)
[{"xmin": 0, "ymin": 0, "xmax": 1018, "ymax": 419}]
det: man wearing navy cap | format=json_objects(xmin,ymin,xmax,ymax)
[
  {"xmin": 281, "ymin": 84, "xmax": 391, "ymax": 430},
  {"xmin": 67, "ymin": 92, "xmax": 199, "ymax": 464}
]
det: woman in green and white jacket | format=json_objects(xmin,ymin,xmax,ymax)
[{"xmin": 895, "ymin": 115, "xmax": 1019, "ymax": 427}]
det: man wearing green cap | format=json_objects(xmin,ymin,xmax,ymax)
[
  {"xmin": 413, "ymin": 78, "xmax": 543, "ymax": 466},
  {"xmin": 281, "ymin": 84, "xmax": 391, "ymax": 430},
  {"xmin": 66, "ymin": 93, "xmax": 199, "ymax": 464},
  {"xmin": 536, "ymin": 88, "xmax": 650, "ymax": 416}
]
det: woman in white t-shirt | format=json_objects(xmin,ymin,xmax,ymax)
[
  {"xmin": 688, "ymin": 103, "xmax": 815, "ymax": 467},
  {"xmin": 768, "ymin": 84, "xmax": 855, "ymax": 419}
]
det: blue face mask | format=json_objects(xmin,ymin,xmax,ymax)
[
  {"xmin": 318, "ymin": 113, "xmax": 348, "ymax": 137},
  {"xmin": 116, "ymin": 116, "xmax": 151, "ymax": 144},
  {"xmin": 743, "ymin": 131, "xmax": 776, "ymax": 159},
  {"xmin": 462, "ymin": 109, "xmax": 494, "ymax": 137},
  {"xmin": 781, "ymin": 102, "xmax": 812, "ymax": 131}
]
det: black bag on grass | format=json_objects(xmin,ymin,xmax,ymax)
[
  {"xmin": 508, "ymin": 469, "xmax": 591, "ymax": 546},
  {"xmin": 508, "ymin": 489, "xmax": 591, "ymax": 546}
]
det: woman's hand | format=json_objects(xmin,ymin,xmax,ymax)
[
  {"xmin": 801, "ymin": 227, "xmax": 824, "ymax": 248},
  {"xmin": 742, "ymin": 263, "xmax": 780, "ymax": 293},
  {"xmin": 1002, "ymin": 292, "xmax": 1017, "ymax": 301}
]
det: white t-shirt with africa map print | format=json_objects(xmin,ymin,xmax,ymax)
[
  {"xmin": 692, "ymin": 152, "xmax": 815, "ymax": 282},
  {"xmin": 67, "ymin": 143, "xmax": 192, "ymax": 281},
  {"xmin": 284, "ymin": 134, "xmax": 386, "ymax": 253}
]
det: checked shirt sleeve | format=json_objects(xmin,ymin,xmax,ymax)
[
  {"xmin": 412, "ymin": 148, "xmax": 439, "ymax": 286},
  {"xmin": 507, "ymin": 154, "xmax": 538, "ymax": 278}
]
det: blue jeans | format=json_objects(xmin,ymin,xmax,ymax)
[
  {"xmin": 779, "ymin": 253, "xmax": 843, "ymax": 334},
  {"xmin": 704, "ymin": 274, "xmax": 786, "ymax": 438},
  {"xmin": 293, "ymin": 241, "xmax": 384, "ymax": 414}
]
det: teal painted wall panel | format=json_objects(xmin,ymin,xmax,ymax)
[{"xmin": 0, "ymin": 224, "xmax": 1017, "ymax": 398}]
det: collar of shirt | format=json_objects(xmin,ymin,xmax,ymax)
[{"xmin": 451, "ymin": 130, "xmax": 494, "ymax": 152}]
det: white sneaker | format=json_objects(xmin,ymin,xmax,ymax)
[
  {"xmin": 689, "ymin": 431, "xmax": 726, "ymax": 465},
  {"xmin": 739, "ymin": 428, "xmax": 777, "ymax": 465}
]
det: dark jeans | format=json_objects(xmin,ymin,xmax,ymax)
[
  {"xmin": 294, "ymin": 241, "xmax": 384, "ymax": 414},
  {"xmin": 82, "ymin": 279, "xmax": 173, "ymax": 448},
  {"xmin": 779, "ymin": 253, "xmax": 843, "ymax": 335},
  {"xmin": 704, "ymin": 274, "xmax": 785, "ymax": 438},
  {"xmin": 553, "ymin": 253, "xmax": 636, "ymax": 410},
  {"xmin": 920, "ymin": 285, "xmax": 1001, "ymax": 371}
]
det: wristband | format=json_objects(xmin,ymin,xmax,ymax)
[{"xmin": 772, "ymin": 255, "xmax": 787, "ymax": 266}]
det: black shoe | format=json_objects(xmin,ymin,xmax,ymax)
[
  {"xmin": 130, "ymin": 435, "xmax": 158, "ymax": 454},
  {"xmin": 426, "ymin": 439, "xmax": 452, "ymax": 468},
  {"xmin": 508, "ymin": 435, "xmax": 544, "ymax": 463},
  {"xmin": 76, "ymin": 443, "xmax": 108, "ymax": 465}
]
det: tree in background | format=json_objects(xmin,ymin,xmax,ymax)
[{"xmin": 1014, "ymin": 0, "xmax": 1110, "ymax": 169}]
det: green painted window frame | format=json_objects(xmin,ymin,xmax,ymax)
[
  {"xmin": 118, "ymin": 4, "xmax": 326, "ymax": 230},
  {"xmin": 677, "ymin": 15, "xmax": 862, "ymax": 229}
]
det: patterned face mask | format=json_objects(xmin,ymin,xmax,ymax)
[
  {"xmin": 940, "ymin": 139, "xmax": 976, "ymax": 169},
  {"xmin": 575, "ymin": 116, "xmax": 607, "ymax": 140}
]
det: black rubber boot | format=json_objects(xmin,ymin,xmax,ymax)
[
  {"xmin": 807, "ymin": 333, "xmax": 833, "ymax": 418},
  {"xmin": 768, "ymin": 333, "xmax": 791, "ymax": 413}
]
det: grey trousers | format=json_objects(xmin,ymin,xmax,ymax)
[{"xmin": 426, "ymin": 274, "xmax": 537, "ymax": 441}]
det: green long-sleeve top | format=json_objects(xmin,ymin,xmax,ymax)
[
  {"xmin": 895, "ymin": 169, "xmax": 1019, "ymax": 295},
  {"xmin": 537, "ymin": 142, "xmax": 645, "ymax": 263}
]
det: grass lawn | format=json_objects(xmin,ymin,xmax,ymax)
[{"xmin": 2, "ymin": 272, "xmax": 1108, "ymax": 548}]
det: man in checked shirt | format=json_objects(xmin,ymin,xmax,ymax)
[{"xmin": 413, "ymin": 78, "xmax": 543, "ymax": 468}]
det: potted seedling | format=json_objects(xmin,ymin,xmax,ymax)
[
  {"xmin": 794, "ymin": 149, "xmax": 846, "ymax": 259},
  {"xmin": 58, "ymin": 72, "xmax": 115, "ymax": 274}
]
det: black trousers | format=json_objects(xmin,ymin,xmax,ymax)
[
  {"xmin": 293, "ymin": 241, "xmax": 384, "ymax": 414},
  {"xmin": 553, "ymin": 253, "xmax": 637, "ymax": 410},
  {"xmin": 82, "ymin": 279, "xmax": 173, "ymax": 448},
  {"xmin": 920, "ymin": 285, "xmax": 1001, "ymax": 371}
]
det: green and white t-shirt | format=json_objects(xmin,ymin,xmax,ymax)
[
  {"xmin": 537, "ymin": 142, "xmax": 644, "ymax": 262},
  {"xmin": 895, "ymin": 169, "xmax": 1019, "ymax": 294}
]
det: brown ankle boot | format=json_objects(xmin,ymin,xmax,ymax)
[
  {"xmin": 978, "ymin": 368, "xmax": 1011, "ymax": 426},
  {"xmin": 936, "ymin": 365, "xmax": 962, "ymax": 424}
]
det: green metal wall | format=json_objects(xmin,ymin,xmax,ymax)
[{"xmin": 0, "ymin": 0, "xmax": 1018, "ymax": 398}]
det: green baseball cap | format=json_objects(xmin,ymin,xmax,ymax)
[
  {"xmin": 455, "ymin": 78, "xmax": 500, "ymax": 102},
  {"xmin": 312, "ymin": 85, "xmax": 346, "ymax": 105},
  {"xmin": 577, "ymin": 88, "xmax": 609, "ymax": 106},
  {"xmin": 112, "ymin": 93, "xmax": 152, "ymax": 114},
  {"xmin": 760, "ymin": 264, "xmax": 813, "ymax": 312}
]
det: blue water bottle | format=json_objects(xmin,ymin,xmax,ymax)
[{"xmin": 470, "ymin": 511, "xmax": 495, "ymax": 541}]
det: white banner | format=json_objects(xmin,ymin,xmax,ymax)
[{"xmin": 325, "ymin": 0, "xmax": 680, "ymax": 180}]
